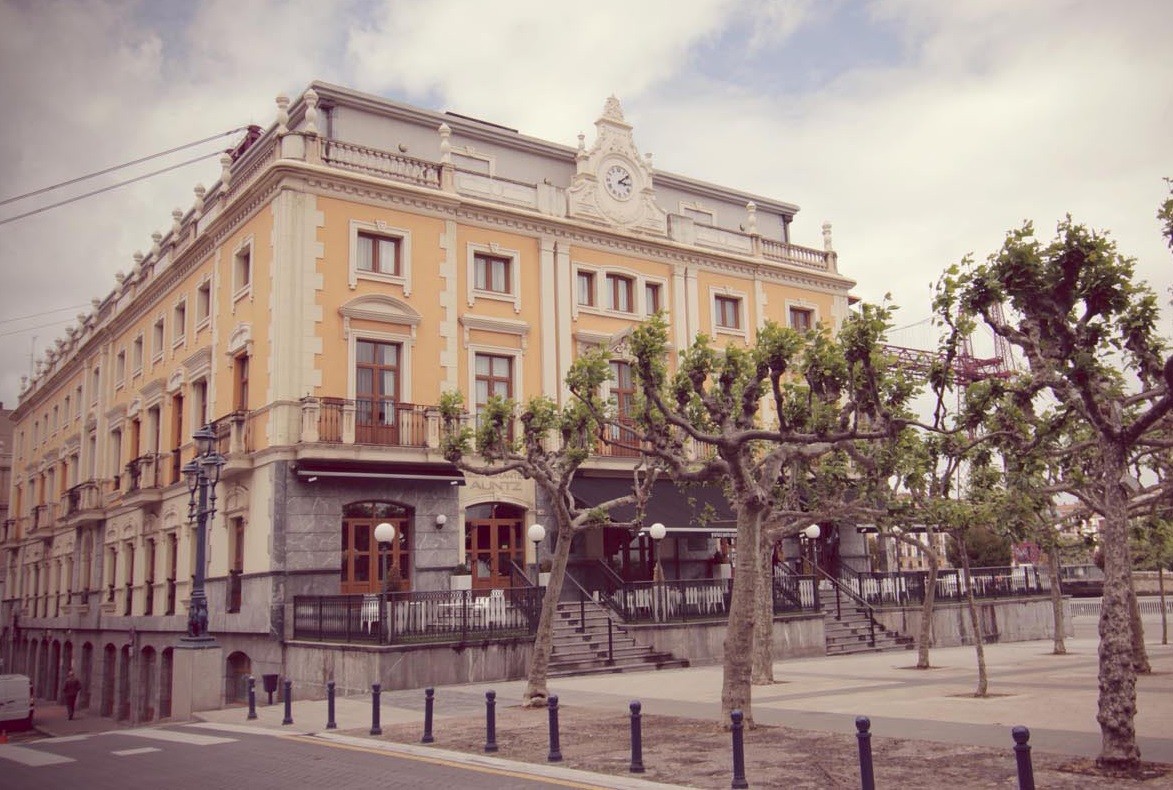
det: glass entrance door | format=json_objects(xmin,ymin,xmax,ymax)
[{"xmin": 464, "ymin": 502, "xmax": 524, "ymax": 590}]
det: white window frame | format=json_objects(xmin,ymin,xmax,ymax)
[
  {"xmin": 348, "ymin": 220, "xmax": 412, "ymax": 293},
  {"xmin": 232, "ymin": 235, "xmax": 254, "ymax": 306},
  {"xmin": 467, "ymin": 344, "xmax": 523, "ymax": 416},
  {"xmin": 172, "ymin": 298, "xmax": 187, "ymax": 349},
  {"xmin": 131, "ymin": 334, "xmax": 144, "ymax": 378},
  {"xmin": 466, "ymin": 242, "xmax": 520, "ymax": 312},
  {"xmin": 604, "ymin": 272, "xmax": 636, "ymax": 314},
  {"xmin": 785, "ymin": 300, "xmax": 819, "ymax": 333},
  {"xmin": 195, "ymin": 277, "xmax": 212, "ymax": 331},
  {"xmin": 114, "ymin": 349, "xmax": 127, "ymax": 390},
  {"xmin": 151, "ymin": 316, "xmax": 166, "ymax": 364},
  {"xmin": 642, "ymin": 276, "xmax": 668, "ymax": 316},
  {"xmin": 711, "ymin": 287, "xmax": 748, "ymax": 338},
  {"xmin": 573, "ymin": 265, "xmax": 598, "ymax": 316},
  {"xmin": 346, "ymin": 329, "xmax": 415, "ymax": 404}
]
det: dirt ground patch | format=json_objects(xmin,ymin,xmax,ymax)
[{"xmin": 355, "ymin": 704, "xmax": 1173, "ymax": 789}]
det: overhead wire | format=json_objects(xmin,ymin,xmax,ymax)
[
  {"xmin": 0, "ymin": 304, "xmax": 91, "ymax": 327},
  {"xmin": 0, "ymin": 126, "xmax": 248, "ymax": 208},
  {"xmin": 0, "ymin": 150, "xmax": 224, "ymax": 227}
]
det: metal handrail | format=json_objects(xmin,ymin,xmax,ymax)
[{"xmin": 814, "ymin": 565, "xmax": 878, "ymax": 648}]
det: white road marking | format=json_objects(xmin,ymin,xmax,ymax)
[
  {"xmin": 0, "ymin": 744, "xmax": 75, "ymax": 766},
  {"xmin": 113, "ymin": 728, "xmax": 236, "ymax": 746},
  {"xmin": 112, "ymin": 747, "xmax": 161, "ymax": 756},
  {"xmin": 45, "ymin": 735, "xmax": 92, "ymax": 743},
  {"xmin": 185, "ymin": 722, "xmax": 295, "ymax": 737}
]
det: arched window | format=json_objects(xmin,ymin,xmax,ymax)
[{"xmin": 340, "ymin": 501, "xmax": 412, "ymax": 594}]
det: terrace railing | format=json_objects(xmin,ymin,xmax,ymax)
[{"xmin": 292, "ymin": 587, "xmax": 543, "ymax": 645}]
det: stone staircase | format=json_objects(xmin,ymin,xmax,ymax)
[
  {"xmin": 824, "ymin": 606, "xmax": 914, "ymax": 656},
  {"xmin": 547, "ymin": 600, "xmax": 690, "ymax": 677}
]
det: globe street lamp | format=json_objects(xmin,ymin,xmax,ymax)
[
  {"xmin": 802, "ymin": 524, "xmax": 821, "ymax": 575},
  {"xmin": 374, "ymin": 522, "xmax": 397, "ymax": 594},
  {"xmin": 527, "ymin": 523, "xmax": 546, "ymax": 585},
  {"xmin": 648, "ymin": 523, "xmax": 667, "ymax": 582},
  {"xmin": 180, "ymin": 425, "xmax": 225, "ymax": 645}
]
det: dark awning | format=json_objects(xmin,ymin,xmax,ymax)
[
  {"xmin": 571, "ymin": 476, "xmax": 736, "ymax": 533},
  {"xmin": 294, "ymin": 459, "xmax": 465, "ymax": 485}
]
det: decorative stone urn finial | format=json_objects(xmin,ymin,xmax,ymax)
[
  {"xmin": 822, "ymin": 221, "xmax": 833, "ymax": 252},
  {"xmin": 303, "ymin": 88, "xmax": 319, "ymax": 135},
  {"xmin": 275, "ymin": 93, "xmax": 290, "ymax": 135}
]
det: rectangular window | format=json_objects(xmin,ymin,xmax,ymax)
[
  {"xmin": 75, "ymin": 385, "xmax": 83, "ymax": 419},
  {"xmin": 473, "ymin": 252, "xmax": 511, "ymax": 294},
  {"xmin": 91, "ymin": 367, "xmax": 101, "ymax": 403},
  {"xmin": 114, "ymin": 350, "xmax": 126, "ymax": 385},
  {"xmin": 233, "ymin": 246, "xmax": 252, "ymax": 294},
  {"xmin": 196, "ymin": 281, "xmax": 211, "ymax": 325},
  {"xmin": 789, "ymin": 307, "xmax": 814, "ymax": 333},
  {"xmin": 715, "ymin": 295, "xmax": 742, "ymax": 330},
  {"xmin": 152, "ymin": 318, "xmax": 165, "ymax": 361},
  {"xmin": 132, "ymin": 335, "xmax": 144, "ymax": 374},
  {"xmin": 605, "ymin": 274, "xmax": 634, "ymax": 313},
  {"xmin": 356, "ymin": 232, "xmax": 400, "ymax": 276},
  {"xmin": 474, "ymin": 353, "xmax": 513, "ymax": 407},
  {"xmin": 576, "ymin": 271, "xmax": 595, "ymax": 306},
  {"xmin": 228, "ymin": 517, "xmax": 245, "ymax": 613},
  {"xmin": 645, "ymin": 283, "xmax": 662, "ymax": 315},
  {"xmin": 234, "ymin": 354, "xmax": 249, "ymax": 411},
  {"xmin": 63, "ymin": 396, "xmax": 71, "ymax": 425},
  {"xmin": 172, "ymin": 301, "xmax": 186, "ymax": 344},
  {"xmin": 191, "ymin": 379, "xmax": 208, "ymax": 429},
  {"xmin": 170, "ymin": 392, "xmax": 184, "ymax": 485}
]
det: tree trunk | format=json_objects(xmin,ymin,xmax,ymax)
[
  {"xmin": 916, "ymin": 539, "xmax": 939, "ymax": 670},
  {"xmin": 1095, "ymin": 449, "xmax": 1141, "ymax": 767},
  {"xmin": 1128, "ymin": 580, "xmax": 1150, "ymax": 674},
  {"xmin": 751, "ymin": 529, "xmax": 775, "ymax": 684},
  {"xmin": 959, "ymin": 537, "xmax": 988, "ymax": 697},
  {"xmin": 1048, "ymin": 546, "xmax": 1067, "ymax": 655},
  {"xmin": 522, "ymin": 520, "xmax": 573, "ymax": 707},
  {"xmin": 722, "ymin": 507, "xmax": 762, "ymax": 725}
]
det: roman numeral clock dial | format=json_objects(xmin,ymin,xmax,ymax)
[{"xmin": 604, "ymin": 163, "xmax": 634, "ymax": 200}]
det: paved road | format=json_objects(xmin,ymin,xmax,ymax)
[{"xmin": 0, "ymin": 721, "xmax": 634, "ymax": 790}]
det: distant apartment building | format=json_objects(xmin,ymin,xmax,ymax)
[{"xmin": 0, "ymin": 83, "xmax": 853, "ymax": 720}]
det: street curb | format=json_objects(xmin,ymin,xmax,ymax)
[{"xmin": 313, "ymin": 730, "xmax": 691, "ymax": 790}]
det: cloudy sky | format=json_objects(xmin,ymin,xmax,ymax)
[{"xmin": 1, "ymin": 0, "xmax": 1170, "ymax": 410}]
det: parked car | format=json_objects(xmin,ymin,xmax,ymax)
[{"xmin": 0, "ymin": 674, "xmax": 34, "ymax": 731}]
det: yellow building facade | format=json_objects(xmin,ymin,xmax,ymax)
[{"xmin": 1, "ymin": 83, "xmax": 853, "ymax": 719}]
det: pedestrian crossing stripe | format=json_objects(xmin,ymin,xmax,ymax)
[
  {"xmin": 0, "ymin": 745, "xmax": 74, "ymax": 766},
  {"xmin": 112, "ymin": 747, "xmax": 161, "ymax": 756},
  {"xmin": 115, "ymin": 728, "xmax": 236, "ymax": 746}
]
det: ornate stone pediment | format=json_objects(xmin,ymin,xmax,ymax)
[{"xmin": 567, "ymin": 97, "xmax": 667, "ymax": 236}]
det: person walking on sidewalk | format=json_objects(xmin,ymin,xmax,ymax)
[{"xmin": 62, "ymin": 670, "xmax": 81, "ymax": 720}]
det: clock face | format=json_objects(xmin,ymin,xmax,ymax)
[{"xmin": 603, "ymin": 163, "xmax": 634, "ymax": 200}]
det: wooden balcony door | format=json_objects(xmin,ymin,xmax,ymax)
[
  {"xmin": 355, "ymin": 339, "xmax": 401, "ymax": 445},
  {"xmin": 464, "ymin": 503, "xmax": 524, "ymax": 591}
]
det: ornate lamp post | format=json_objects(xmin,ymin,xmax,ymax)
[
  {"xmin": 374, "ymin": 522, "xmax": 397, "ymax": 594},
  {"xmin": 527, "ymin": 523, "xmax": 546, "ymax": 585},
  {"xmin": 181, "ymin": 425, "xmax": 225, "ymax": 645}
]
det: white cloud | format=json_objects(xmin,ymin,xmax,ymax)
[{"xmin": 1, "ymin": 0, "xmax": 1170, "ymax": 408}]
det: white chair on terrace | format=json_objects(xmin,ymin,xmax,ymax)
[{"xmin": 360, "ymin": 594, "xmax": 379, "ymax": 632}]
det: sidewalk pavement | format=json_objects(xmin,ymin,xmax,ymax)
[{"xmin": 30, "ymin": 618, "xmax": 1173, "ymax": 786}]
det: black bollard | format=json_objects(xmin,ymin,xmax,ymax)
[
  {"xmin": 629, "ymin": 700, "xmax": 645, "ymax": 773},
  {"xmin": 484, "ymin": 690, "xmax": 498, "ymax": 752},
  {"xmin": 730, "ymin": 709, "xmax": 748, "ymax": 789},
  {"xmin": 422, "ymin": 687, "xmax": 435, "ymax": 744},
  {"xmin": 547, "ymin": 695, "xmax": 563, "ymax": 762},
  {"xmin": 856, "ymin": 716, "xmax": 875, "ymax": 790},
  {"xmin": 370, "ymin": 683, "xmax": 382, "ymax": 736},
  {"xmin": 326, "ymin": 681, "xmax": 337, "ymax": 729},
  {"xmin": 282, "ymin": 679, "xmax": 293, "ymax": 725},
  {"xmin": 1012, "ymin": 726, "xmax": 1035, "ymax": 790},
  {"xmin": 246, "ymin": 675, "xmax": 257, "ymax": 721}
]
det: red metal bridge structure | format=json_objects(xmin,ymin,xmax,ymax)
[{"xmin": 881, "ymin": 305, "xmax": 1016, "ymax": 385}]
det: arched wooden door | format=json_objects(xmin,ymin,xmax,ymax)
[
  {"xmin": 464, "ymin": 503, "xmax": 524, "ymax": 590},
  {"xmin": 340, "ymin": 501, "xmax": 411, "ymax": 594}
]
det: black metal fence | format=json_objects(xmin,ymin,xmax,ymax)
[{"xmin": 292, "ymin": 587, "xmax": 543, "ymax": 645}]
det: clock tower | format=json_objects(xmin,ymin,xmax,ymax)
[{"xmin": 566, "ymin": 96, "xmax": 667, "ymax": 235}]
